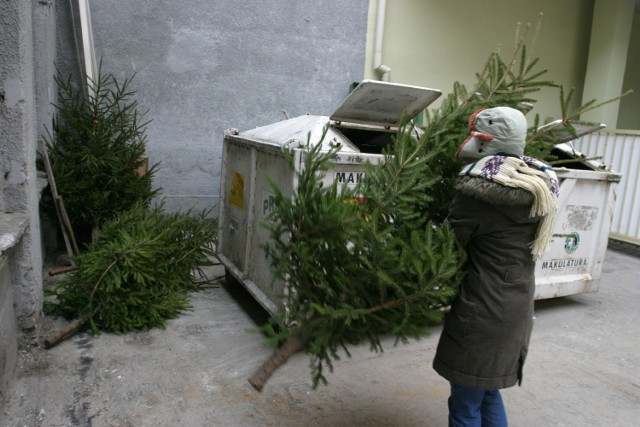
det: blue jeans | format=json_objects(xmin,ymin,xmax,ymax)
[{"xmin": 448, "ymin": 383, "xmax": 508, "ymax": 427}]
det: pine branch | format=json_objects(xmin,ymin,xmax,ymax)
[
  {"xmin": 251, "ymin": 14, "xmax": 627, "ymax": 392},
  {"xmin": 44, "ymin": 202, "xmax": 217, "ymax": 338}
]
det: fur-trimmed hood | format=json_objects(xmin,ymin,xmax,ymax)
[
  {"xmin": 456, "ymin": 155, "xmax": 558, "ymax": 259},
  {"xmin": 455, "ymin": 175, "xmax": 535, "ymax": 207},
  {"xmin": 454, "ymin": 174, "xmax": 555, "ymax": 227}
]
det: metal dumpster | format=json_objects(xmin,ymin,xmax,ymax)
[
  {"xmin": 218, "ymin": 90, "xmax": 622, "ymax": 314},
  {"xmin": 534, "ymin": 122, "xmax": 622, "ymax": 299},
  {"xmin": 217, "ymin": 80, "xmax": 442, "ymax": 315}
]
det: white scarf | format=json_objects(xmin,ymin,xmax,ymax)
[{"xmin": 461, "ymin": 155, "xmax": 559, "ymax": 259}]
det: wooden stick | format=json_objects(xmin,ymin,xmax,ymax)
[
  {"xmin": 38, "ymin": 139, "xmax": 79, "ymax": 260},
  {"xmin": 57, "ymin": 195, "xmax": 80, "ymax": 255},
  {"xmin": 248, "ymin": 334, "xmax": 304, "ymax": 392},
  {"xmin": 48, "ymin": 265, "xmax": 78, "ymax": 276},
  {"xmin": 43, "ymin": 316, "xmax": 87, "ymax": 349}
]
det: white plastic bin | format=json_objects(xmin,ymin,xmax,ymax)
[
  {"xmin": 217, "ymin": 81, "xmax": 442, "ymax": 314},
  {"xmin": 217, "ymin": 91, "xmax": 622, "ymax": 313},
  {"xmin": 534, "ymin": 142, "xmax": 621, "ymax": 299}
]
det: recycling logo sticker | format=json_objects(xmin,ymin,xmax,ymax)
[{"xmin": 564, "ymin": 232, "xmax": 580, "ymax": 254}]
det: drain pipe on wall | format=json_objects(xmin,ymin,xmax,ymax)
[
  {"xmin": 72, "ymin": 0, "xmax": 97, "ymax": 95},
  {"xmin": 373, "ymin": 0, "xmax": 391, "ymax": 81},
  {"xmin": 78, "ymin": 0, "xmax": 97, "ymax": 90}
]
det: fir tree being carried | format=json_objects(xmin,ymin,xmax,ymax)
[{"xmin": 248, "ymin": 21, "xmax": 626, "ymax": 391}]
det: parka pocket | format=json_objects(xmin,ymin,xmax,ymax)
[
  {"xmin": 504, "ymin": 265, "xmax": 523, "ymax": 283},
  {"xmin": 447, "ymin": 294, "xmax": 477, "ymax": 340}
]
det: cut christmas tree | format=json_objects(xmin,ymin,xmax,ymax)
[{"xmin": 248, "ymin": 21, "xmax": 631, "ymax": 391}]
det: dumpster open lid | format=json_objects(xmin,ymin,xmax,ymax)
[
  {"xmin": 537, "ymin": 120, "xmax": 606, "ymax": 143},
  {"xmin": 330, "ymin": 80, "xmax": 442, "ymax": 128}
]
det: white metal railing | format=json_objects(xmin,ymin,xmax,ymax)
[{"xmin": 571, "ymin": 129, "xmax": 640, "ymax": 245}]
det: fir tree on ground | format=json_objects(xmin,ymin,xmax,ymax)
[
  {"xmin": 41, "ymin": 62, "xmax": 219, "ymax": 347},
  {"xmin": 44, "ymin": 202, "xmax": 218, "ymax": 336}
]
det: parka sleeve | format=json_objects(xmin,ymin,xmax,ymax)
[{"xmin": 447, "ymin": 193, "xmax": 481, "ymax": 249}]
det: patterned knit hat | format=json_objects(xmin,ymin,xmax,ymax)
[{"xmin": 456, "ymin": 107, "xmax": 528, "ymax": 161}]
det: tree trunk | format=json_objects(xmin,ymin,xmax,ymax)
[
  {"xmin": 248, "ymin": 333, "xmax": 304, "ymax": 392},
  {"xmin": 43, "ymin": 316, "xmax": 87, "ymax": 349}
]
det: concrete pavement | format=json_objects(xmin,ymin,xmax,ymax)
[{"xmin": 1, "ymin": 241, "xmax": 639, "ymax": 426}]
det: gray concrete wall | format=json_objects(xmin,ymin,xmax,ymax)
[
  {"xmin": 0, "ymin": 214, "xmax": 28, "ymax": 407},
  {"xmin": 0, "ymin": 0, "xmax": 367, "ymax": 407},
  {"xmin": 0, "ymin": 255, "xmax": 18, "ymax": 409},
  {"xmin": 0, "ymin": 0, "xmax": 56, "ymax": 408},
  {"xmin": 54, "ymin": 0, "xmax": 84, "ymax": 91},
  {"xmin": 84, "ymin": 0, "xmax": 369, "ymax": 214},
  {"xmin": 0, "ymin": 0, "xmax": 47, "ymax": 331}
]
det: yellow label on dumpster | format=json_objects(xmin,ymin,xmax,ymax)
[{"xmin": 230, "ymin": 171, "xmax": 245, "ymax": 210}]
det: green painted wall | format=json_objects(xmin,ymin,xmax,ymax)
[
  {"xmin": 365, "ymin": 0, "xmax": 595, "ymax": 124},
  {"xmin": 580, "ymin": 0, "xmax": 635, "ymax": 128},
  {"xmin": 617, "ymin": 10, "xmax": 640, "ymax": 130}
]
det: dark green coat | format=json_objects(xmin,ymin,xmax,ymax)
[{"xmin": 433, "ymin": 176, "xmax": 541, "ymax": 390}]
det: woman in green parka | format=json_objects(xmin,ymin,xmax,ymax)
[{"xmin": 433, "ymin": 107, "xmax": 559, "ymax": 427}]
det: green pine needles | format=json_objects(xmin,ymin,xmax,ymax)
[
  {"xmin": 256, "ymin": 37, "xmax": 551, "ymax": 390},
  {"xmin": 42, "ymin": 61, "xmax": 158, "ymax": 244},
  {"xmin": 252, "ymin": 20, "xmax": 631, "ymax": 390},
  {"xmin": 45, "ymin": 202, "xmax": 218, "ymax": 334},
  {"xmin": 259, "ymin": 139, "xmax": 466, "ymax": 389}
]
